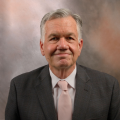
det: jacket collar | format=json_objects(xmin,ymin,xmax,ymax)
[
  {"xmin": 34, "ymin": 64, "xmax": 92, "ymax": 120},
  {"xmin": 72, "ymin": 64, "xmax": 92, "ymax": 120},
  {"xmin": 34, "ymin": 65, "xmax": 57, "ymax": 120}
]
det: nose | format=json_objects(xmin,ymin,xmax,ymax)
[{"xmin": 57, "ymin": 37, "xmax": 69, "ymax": 50}]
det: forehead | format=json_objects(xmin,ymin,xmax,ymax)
[{"xmin": 44, "ymin": 16, "xmax": 78, "ymax": 35}]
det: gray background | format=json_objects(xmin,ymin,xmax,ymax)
[{"xmin": 0, "ymin": 0, "xmax": 120, "ymax": 119}]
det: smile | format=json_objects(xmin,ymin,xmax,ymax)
[{"xmin": 54, "ymin": 53, "xmax": 70, "ymax": 57}]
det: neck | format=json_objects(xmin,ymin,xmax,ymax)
[{"xmin": 49, "ymin": 64, "xmax": 76, "ymax": 79}]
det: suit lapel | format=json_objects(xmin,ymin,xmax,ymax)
[
  {"xmin": 72, "ymin": 64, "xmax": 92, "ymax": 120},
  {"xmin": 34, "ymin": 65, "xmax": 57, "ymax": 120},
  {"xmin": 34, "ymin": 64, "xmax": 92, "ymax": 120}
]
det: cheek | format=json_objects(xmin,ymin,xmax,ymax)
[
  {"xmin": 69, "ymin": 44, "xmax": 78, "ymax": 53},
  {"xmin": 44, "ymin": 44, "xmax": 56, "ymax": 56},
  {"xmin": 70, "ymin": 45, "xmax": 80, "ymax": 57}
]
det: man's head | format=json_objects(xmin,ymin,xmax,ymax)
[
  {"xmin": 40, "ymin": 8, "xmax": 83, "ymax": 72},
  {"xmin": 40, "ymin": 9, "xmax": 82, "ymax": 43}
]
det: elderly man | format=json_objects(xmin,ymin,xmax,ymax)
[{"xmin": 5, "ymin": 9, "xmax": 120, "ymax": 120}]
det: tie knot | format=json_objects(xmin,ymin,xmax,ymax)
[{"xmin": 58, "ymin": 80, "xmax": 68, "ymax": 91}]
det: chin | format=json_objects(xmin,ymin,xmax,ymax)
[
  {"xmin": 57, "ymin": 62, "xmax": 72, "ymax": 69},
  {"xmin": 53, "ymin": 59, "xmax": 74, "ymax": 69}
]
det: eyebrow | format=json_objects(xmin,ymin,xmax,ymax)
[
  {"xmin": 66, "ymin": 33, "xmax": 77, "ymax": 38},
  {"xmin": 48, "ymin": 32, "xmax": 77, "ymax": 39},
  {"xmin": 48, "ymin": 33, "xmax": 59, "ymax": 39}
]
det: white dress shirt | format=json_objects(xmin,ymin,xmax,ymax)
[{"xmin": 49, "ymin": 66, "xmax": 76, "ymax": 113}]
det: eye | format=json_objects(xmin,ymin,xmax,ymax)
[
  {"xmin": 50, "ymin": 37, "xmax": 59, "ymax": 41},
  {"xmin": 67, "ymin": 37, "xmax": 74, "ymax": 40}
]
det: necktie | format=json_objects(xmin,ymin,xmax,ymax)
[{"xmin": 58, "ymin": 80, "xmax": 72, "ymax": 120}]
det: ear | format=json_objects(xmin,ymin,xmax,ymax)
[
  {"xmin": 78, "ymin": 39, "xmax": 83, "ymax": 56},
  {"xmin": 40, "ymin": 39, "xmax": 45, "ymax": 56}
]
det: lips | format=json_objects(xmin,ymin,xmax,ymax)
[
  {"xmin": 53, "ymin": 52, "xmax": 72, "ymax": 58},
  {"xmin": 54, "ymin": 52, "xmax": 72, "ymax": 55},
  {"xmin": 56, "ymin": 53, "xmax": 69, "ymax": 56}
]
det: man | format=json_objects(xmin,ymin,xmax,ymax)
[{"xmin": 5, "ymin": 9, "xmax": 120, "ymax": 120}]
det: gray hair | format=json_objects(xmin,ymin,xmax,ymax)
[{"xmin": 40, "ymin": 8, "xmax": 82, "ymax": 43}]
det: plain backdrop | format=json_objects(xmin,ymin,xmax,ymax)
[{"xmin": 0, "ymin": 0, "xmax": 120, "ymax": 119}]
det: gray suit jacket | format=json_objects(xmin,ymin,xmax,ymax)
[{"xmin": 5, "ymin": 64, "xmax": 120, "ymax": 120}]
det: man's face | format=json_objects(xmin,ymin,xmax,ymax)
[{"xmin": 40, "ymin": 16, "xmax": 83, "ymax": 70}]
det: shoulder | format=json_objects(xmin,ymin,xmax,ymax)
[
  {"xmin": 11, "ymin": 65, "xmax": 49, "ymax": 87},
  {"xmin": 77, "ymin": 64, "xmax": 119, "ymax": 87},
  {"xmin": 77, "ymin": 64, "xmax": 120, "ymax": 103}
]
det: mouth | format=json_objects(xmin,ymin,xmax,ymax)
[
  {"xmin": 53, "ymin": 53, "xmax": 72, "ymax": 59},
  {"xmin": 54, "ymin": 53, "xmax": 71, "ymax": 57}
]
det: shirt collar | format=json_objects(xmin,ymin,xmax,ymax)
[{"xmin": 49, "ymin": 66, "xmax": 76, "ymax": 89}]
